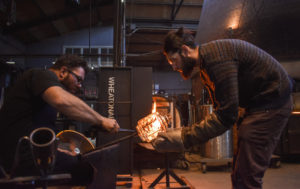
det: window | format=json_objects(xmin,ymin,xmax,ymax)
[
  {"xmin": 63, "ymin": 46, "xmax": 113, "ymax": 68},
  {"xmin": 100, "ymin": 48, "xmax": 113, "ymax": 67}
]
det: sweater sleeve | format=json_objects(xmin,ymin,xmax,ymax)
[{"xmin": 182, "ymin": 60, "xmax": 239, "ymax": 147}]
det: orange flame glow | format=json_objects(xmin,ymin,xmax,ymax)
[
  {"xmin": 152, "ymin": 101, "xmax": 156, "ymax": 113},
  {"xmin": 292, "ymin": 111, "xmax": 300, "ymax": 115}
]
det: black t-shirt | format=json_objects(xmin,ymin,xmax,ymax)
[{"xmin": 0, "ymin": 68, "xmax": 63, "ymax": 170}]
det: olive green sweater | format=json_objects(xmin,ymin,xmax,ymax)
[{"xmin": 182, "ymin": 39, "xmax": 292, "ymax": 148}]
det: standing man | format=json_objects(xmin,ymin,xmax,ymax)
[
  {"xmin": 0, "ymin": 54, "xmax": 120, "ymax": 184},
  {"xmin": 152, "ymin": 28, "xmax": 293, "ymax": 189}
]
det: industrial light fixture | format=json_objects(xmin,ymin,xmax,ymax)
[
  {"xmin": 6, "ymin": 61, "xmax": 15, "ymax": 65},
  {"xmin": 227, "ymin": 27, "xmax": 234, "ymax": 37}
]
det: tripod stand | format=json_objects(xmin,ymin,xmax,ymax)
[{"xmin": 149, "ymin": 153, "xmax": 190, "ymax": 188}]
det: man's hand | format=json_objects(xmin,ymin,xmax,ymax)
[
  {"xmin": 57, "ymin": 148, "xmax": 77, "ymax": 156},
  {"xmin": 151, "ymin": 128, "xmax": 185, "ymax": 153},
  {"xmin": 101, "ymin": 117, "xmax": 120, "ymax": 133}
]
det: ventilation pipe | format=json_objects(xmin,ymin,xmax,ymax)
[{"xmin": 113, "ymin": 0, "xmax": 126, "ymax": 67}]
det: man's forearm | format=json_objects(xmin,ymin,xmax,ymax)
[
  {"xmin": 43, "ymin": 86, "xmax": 104, "ymax": 127},
  {"xmin": 56, "ymin": 94, "xmax": 104, "ymax": 126},
  {"xmin": 182, "ymin": 112, "xmax": 230, "ymax": 148}
]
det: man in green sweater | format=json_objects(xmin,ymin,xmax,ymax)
[{"xmin": 152, "ymin": 28, "xmax": 293, "ymax": 189}]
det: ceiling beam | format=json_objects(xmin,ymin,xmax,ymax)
[
  {"xmin": 32, "ymin": 0, "xmax": 61, "ymax": 36},
  {"xmin": 126, "ymin": 18, "xmax": 199, "ymax": 25},
  {"xmin": 3, "ymin": 1, "xmax": 112, "ymax": 34},
  {"xmin": 0, "ymin": 53, "xmax": 114, "ymax": 58},
  {"xmin": 171, "ymin": 0, "xmax": 184, "ymax": 20},
  {"xmin": 127, "ymin": 1, "xmax": 203, "ymax": 7}
]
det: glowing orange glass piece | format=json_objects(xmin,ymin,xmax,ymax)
[{"xmin": 136, "ymin": 112, "xmax": 169, "ymax": 142}]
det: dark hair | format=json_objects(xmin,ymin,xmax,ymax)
[
  {"xmin": 164, "ymin": 27, "xmax": 197, "ymax": 54},
  {"xmin": 52, "ymin": 54, "xmax": 88, "ymax": 73}
]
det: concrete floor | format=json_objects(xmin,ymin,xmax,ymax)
[{"xmin": 134, "ymin": 162, "xmax": 300, "ymax": 189}]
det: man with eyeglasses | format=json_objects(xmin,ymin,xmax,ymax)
[
  {"xmin": 151, "ymin": 28, "xmax": 293, "ymax": 189},
  {"xmin": 0, "ymin": 54, "xmax": 120, "ymax": 185}
]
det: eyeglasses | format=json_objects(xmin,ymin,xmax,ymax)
[{"xmin": 68, "ymin": 69, "xmax": 83, "ymax": 84}]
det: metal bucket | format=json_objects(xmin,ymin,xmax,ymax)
[
  {"xmin": 198, "ymin": 105, "xmax": 233, "ymax": 159},
  {"xmin": 204, "ymin": 129, "xmax": 233, "ymax": 159}
]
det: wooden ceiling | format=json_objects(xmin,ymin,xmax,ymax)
[
  {"xmin": 125, "ymin": 0, "xmax": 202, "ymax": 68},
  {"xmin": 1, "ymin": 0, "xmax": 114, "ymax": 43},
  {"xmin": 0, "ymin": 0, "xmax": 203, "ymax": 68}
]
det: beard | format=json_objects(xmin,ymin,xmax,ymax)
[
  {"xmin": 61, "ymin": 75, "xmax": 80, "ymax": 94},
  {"xmin": 180, "ymin": 55, "xmax": 197, "ymax": 80}
]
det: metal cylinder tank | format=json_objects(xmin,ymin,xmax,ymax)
[
  {"xmin": 198, "ymin": 104, "xmax": 233, "ymax": 159},
  {"xmin": 191, "ymin": 71, "xmax": 233, "ymax": 159},
  {"xmin": 205, "ymin": 128, "xmax": 233, "ymax": 159}
]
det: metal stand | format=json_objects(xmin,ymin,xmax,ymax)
[
  {"xmin": 199, "ymin": 157, "xmax": 232, "ymax": 173},
  {"xmin": 149, "ymin": 153, "xmax": 190, "ymax": 188}
]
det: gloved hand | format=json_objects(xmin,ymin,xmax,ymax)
[{"xmin": 151, "ymin": 128, "xmax": 185, "ymax": 153}]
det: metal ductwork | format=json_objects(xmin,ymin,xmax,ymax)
[
  {"xmin": 195, "ymin": 0, "xmax": 300, "ymax": 64},
  {"xmin": 113, "ymin": 0, "xmax": 126, "ymax": 67}
]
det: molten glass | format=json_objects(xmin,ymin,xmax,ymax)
[{"xmin": 136, "ymin": 112, "xmax": 169, "ymax": 142}]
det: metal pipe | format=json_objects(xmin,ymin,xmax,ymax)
[
  {"xmin": 113, "ymin": 0, "xmax": 121, "ymax": 67},
  {"xmin": 119, "ymin": 128, "xmax": 136, "ymax": 132},
  {"xmin": 84, "ymin": 132, "xmax": 138, "ymax": 155}
]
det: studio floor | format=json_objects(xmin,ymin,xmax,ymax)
[{"xmin": 121, "ymin": 162, "xmax": 300, "ymax": 189}]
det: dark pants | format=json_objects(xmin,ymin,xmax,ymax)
[{"xmin": 231, "ymin": 97, "xmax": 292, "ymax": 189}]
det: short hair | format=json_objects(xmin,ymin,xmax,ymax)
[
  {"xmin": 52, "ymin": 54, "xmax": 88, "ymax": 73},
  {"xmin": 164, "ymin": 27, "xmax": 197, "ymax": 54}
]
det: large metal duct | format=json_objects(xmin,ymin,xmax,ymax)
[{"xmin": 195, "ymin": 0, "xmax": 300, "ymax": 66}]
